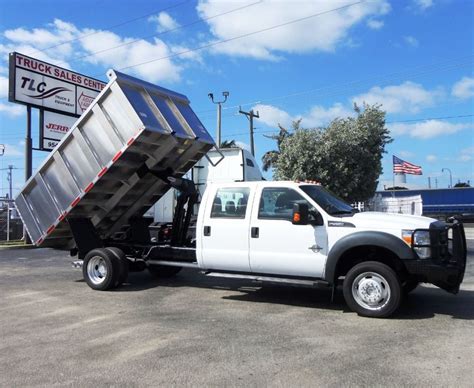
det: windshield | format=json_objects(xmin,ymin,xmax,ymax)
[{"xmin": 300, "ymin": 185, "xmax": 354, "ymax": 216}]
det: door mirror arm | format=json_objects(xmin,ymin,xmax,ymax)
[{"xmin": 309, "ymin": 210, "xmax": 324, "ymax": 226}]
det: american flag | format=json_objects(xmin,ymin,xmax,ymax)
[{"xmin": 393, "ymin": 155, "xmax": 422, "ymax": 175}]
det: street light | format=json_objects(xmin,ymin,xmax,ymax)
[
  {"xmin": 208, "ymin": 91, "xmax": 229, "ymax": 147},
  {"xmin": 442, "ymin": 168, "xmax": 452, "ymax": 188}
]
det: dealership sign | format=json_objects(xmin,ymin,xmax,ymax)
[
  {"xmin": 40, "ymin": 110, "xmax": 77, "ymax": 151},
  {"xmin": 9, "ymin": 52, "xmax": 106, "ymax": 116},
  {"xmin": 9, "ymin": 52, "xmax": 107, "ymax": 151}
]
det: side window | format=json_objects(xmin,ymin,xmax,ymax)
[
  {"xmin": 246, "ymin": 158, "xmax": 255, "ymax": 167},
  {"xmin": 211, "ymin": 187, "xmax": 250, "ymax": 218},
  {"xmin": 258, "ymin": 188, "xmax": 311, "ymax": 221}
]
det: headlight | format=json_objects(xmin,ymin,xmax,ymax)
[
  {"xmin": 401, "ymin": 230, "xmax": 431, "ymax": 259},
  {"xmin": 413, "ymin": 230, "xmax": 431, "ymax": 259}
]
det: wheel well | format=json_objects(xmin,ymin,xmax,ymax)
[{"xmin": 334, "ymin": 245, "xmax": 407, "ymax": 281}]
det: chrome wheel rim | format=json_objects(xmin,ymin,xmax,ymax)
[
  {"xmin": 352, "ymin": 272, "xmax": 391, "ymax": 311},
  {"xmin": 87, "ymin": 256, "xmax": 108, "ymax": 285}
]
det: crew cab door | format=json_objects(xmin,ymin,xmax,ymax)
[
  {"xmin": 249, "ymin": 187, "xmax": 327, "ymax": 278},
  {"xmin": 200, "ymin": 186, "xmax": 252, "ymax": 272}
]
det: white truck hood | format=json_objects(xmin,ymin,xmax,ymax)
[{"xmin": 346, "ymin": 212, "xmax": 437, "ymax": 230}]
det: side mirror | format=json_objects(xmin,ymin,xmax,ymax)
[{"xmin": 292, "ymin": 203, "xmax": 309, "ymax": 225}]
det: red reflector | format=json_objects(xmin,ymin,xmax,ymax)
[
  {"xmin": 71, "ymin": 197, "xmax": 81, "ymax": 208},
  {"xmin": 112, "ymin": 150, "xmax": 123, "ymax": 162},
  {"xmin": 58, "ymin": 213, "xmax": 66, "ymax": 222},
  {"xmin": 98, "ymin": 167, "xmax": 108, "ymax": 177},
  {"xmin": 36, "ymin": 238, "xmax": 44, "ymax": 245},
  {"xmin": 84, "ymin": 182, "xmax": 94, "ymax": 193},
  {"xmin": 127, "ymin": 137, "xmax": 135, "ymax": 146},
  {"xmin": 46, "ymin": 225, "xmax": 55, "ymax": 234}
]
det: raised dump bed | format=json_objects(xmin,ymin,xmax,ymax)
[{"xmin": 15, "ymin": 70, "xmax": 214, "ymax": 249}]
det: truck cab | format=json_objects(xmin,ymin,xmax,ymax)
[{"xmin": 197, "ymin": 181, "xmax": 467, "ymax": 317}]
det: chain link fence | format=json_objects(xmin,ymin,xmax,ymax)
[{"xmin": 0, "ymin": 199, "xmax": 24, "ymax": 243}]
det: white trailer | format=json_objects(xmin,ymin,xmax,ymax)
[{"xmin": 148, "ymin": 147, "xmax": 263, "ymax": 223}]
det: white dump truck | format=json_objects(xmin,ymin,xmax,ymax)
[{"xmin": 15, "ymin": 70, "xmax": 466, "ymax": 318}]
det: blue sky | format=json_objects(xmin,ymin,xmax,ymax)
[{"xmin": 0, "ymin": 0, "xmax": 473, "ymax": 197}]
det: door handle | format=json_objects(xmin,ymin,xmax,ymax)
[
  {"xmin": 251, "ymin": 227, "xmax": 259, "ymax": 238},
  {"xmin": 204, "ymin": 226, "xmax": 211, "ymax": 236},
  {"xmin": 308, "ymin": 244, "xmax": 322, "ymax": 252}
]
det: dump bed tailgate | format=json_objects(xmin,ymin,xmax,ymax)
[{"xmin": 15, "ymin": 70, "xmax": 214, "ymax": 248}]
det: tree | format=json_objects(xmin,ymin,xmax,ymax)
[
  {"xmin": 261, "ymin": 120, "xmax": 299, "ymax": 171},
  {"xmin": 275, "ymin": 104, "xmax": 392, "ymax": 202},
  {"xmin": 220, "ymin": 139, "xmax": 237, "ymax": 148}
]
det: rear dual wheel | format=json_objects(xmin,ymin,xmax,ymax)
[{"xmin": 83, "ymin": 248, "xmax": 129, "ymax": 291}]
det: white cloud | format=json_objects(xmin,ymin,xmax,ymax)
[
  {"xmin": 452, "ymin": 76, "xmax": 474, "ymax": 99},
  {"xmin": 79, "ymin": 29, "xmax": 181, "ymax": 83},
  {"xmin": 399, "ymin": 150, "xmax": 415, "ymax": 159},
  {"xmin": 0, "ymin": 75, "xmax": 23, "ymax": 116},
  {"xmin": 0, "ymin": 103, "xmax": 23, "ymax": 117},
  {"xmin": 458, "ymin": 147, "xmax": 473, "ymax": 162},
  {"xmin": 0, "ymin": 75, "xmax": 8, "ymax": 98},
  {"xmin": 404, "ymin": 35, "xmax": 419, "ymax": 47},
  {"xmin": 367, "ymin": 19, "xmax": 384, "ymax": 30},
  {"xmin": 1, "ymin": 143, "xmax": 23, "ymax": 157},
  {"xmin": 196, "ymin": 0, "xmax": 391, "ymax": 59},
  {"xmin": 426, "ymin": 154, "xmax": 437, "ymax": 162},
  {"xmin": 413, "ymin": 0, "xmax": 434, "ymax": 11},
  {"xmin": 388, "ymin": 120, "xmax": 471, "ymax": 139},
  {"xmin": 253, "ymin": 104, "xmax": 293, "ymax": 128},
  {"xmin": 1, "ymin": 19, "xmax": 186, "ymax": 85},
  {"xmin": 253, "ymin": 102, "xmax": 354, "ymax": 129},
  {"xmin": 2, "ymin": 19, "xmax": 80, "ymax": 65},
  {"xmin": 300, "ymin": 103, "xmax": 353, "ymax": 127},
  {"xmin": 352, "ymin": 81, "xmax": 442, "ymax": 114},
  {"xmin": 149, "ymin": 12, "xmax": 180, "ymax": 33}
]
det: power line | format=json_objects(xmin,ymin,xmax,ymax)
[
  {"xmin": 24, "ymin": 0, "xmax": 191, "ymax": 56},
  {"xmin": 114, "ymin": 1, "xmax": 364, "ymax": 73},
  {"xmin": 222, "ymin": 113, "xmax": 474, "ymax": 138},
  {"xmin": 51, "ymin": 1, "xmax": 262, "ymax": 68},
  {"xmin": 197, "ymin": 54, "xmax": 474, "ymax": 119}
]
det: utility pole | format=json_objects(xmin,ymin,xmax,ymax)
[
  {"xmin": 7, "ymin": 165, "xmax": 13, "ymax": 200},
  {"xmin": 238, "ymin": 107, "xmax": 259, "ymax": 157},
  {"xmin": 208, "ymin": 91, "xmax": 229, "ymax": 147}
]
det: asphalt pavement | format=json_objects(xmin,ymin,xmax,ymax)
[{"xmin": 0, "ymin": 242, "xmax": 473, "ymax": 387}]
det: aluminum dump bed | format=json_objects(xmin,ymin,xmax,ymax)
[{"xmin": 15, "ymin": 70, "xmax": 214, "ymax": 248}]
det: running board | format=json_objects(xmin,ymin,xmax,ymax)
[
  {"xmin": 204, "ymin": 271, "xmax": 329, "ymax": 288},
  {"xmin": 147, "ymin": 260, "xmax": 200, "ymax": 269}
]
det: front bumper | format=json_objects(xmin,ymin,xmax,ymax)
[{"xmin": 404, "ymin": 220, "xmax": 467, "ymax": 293}]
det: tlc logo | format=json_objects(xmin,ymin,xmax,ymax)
[
  {"xmin": 21, "ymin": 77, "xmax": 46, "ymax": 92},
  {"xmin": 20, "ymin": 77, "xmax": 71, "ymax": 100}
]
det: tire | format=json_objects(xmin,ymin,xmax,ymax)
[
  {"xmin": 343, "ymin": 261, "xmax": 402, "ymax": 318},
  {"xmin": 105, "ymin": 247, "xmax": 129, "ymax": 286},
  {"xmin": 148, "ymin": 264, "xmax": 182, "ymax": 278},
  {"xmin": 402, "ymin": 279, "xmax": 419, "ymax": 295},
  {"xmin": 83, "ymin": 248, "xmax": 120, "ymax": 291}
]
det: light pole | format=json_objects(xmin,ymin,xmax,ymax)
[
  {"xmin": 442, "ymin": 168, "xmax": 452, "ymax": 188},
  {"xmin": 208, "ymin": 91, "xmax": 229, "ymax": 147}
]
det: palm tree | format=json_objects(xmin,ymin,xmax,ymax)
[
  {"xmin": 261, "ymin": 119, "xmax": 300, "ymax": 171},
  {"xmin": 219, "ymin": 139, "xmax": 237, "ymax": 148}
]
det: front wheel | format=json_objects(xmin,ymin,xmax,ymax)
[{"xmin": 343, "ymin": 261, "xmax": 402, "ymax": 318}]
